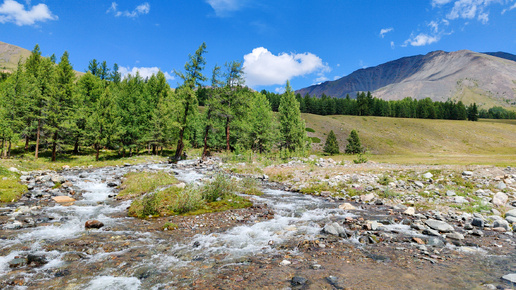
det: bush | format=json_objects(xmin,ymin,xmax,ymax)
[
  {"xmin": 201, "ymin": 174, "xmax": 237, "ymax": 202},
  {"xmin": 305, "ymin": 127, "xmax": 316, "ymax": 133},
  {"xmin": 323, "ymin": 130, "xmax": 339, "ymax": 155},
  {"xmin": 353, "ymin": 153, "xmax": 368, "ymax": 164},
  {"xmin": 170, "ymin": 186, "xmax": 203, "ymax": 214}
]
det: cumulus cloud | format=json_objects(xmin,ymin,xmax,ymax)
[
  {"xmin": 107, "ymin": 2, "xmax": 150, "ymax": 18},
  {"xmin": 403, "ymin": 33, "xmax": 440, "ymax": 46},
  {"xmin": 379, "ymin": 27, "xmax": 393, "ymax": 38},
  {"xmin": 0, "ymin": 0, "xmax": 57, "ymax": 26},
  {"xmin": 205, "ymin": 0, "xmax": 246, "ymax": 17},
  {"xmin": 119, "ymin": 66, "xmax": 174, "ymax": 81},
  {"xmin": 243, "ymin": 47, "xmax": 330, "ymax": 87}
]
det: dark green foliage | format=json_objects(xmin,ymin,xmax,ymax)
[
  {"xmin": 278, "ymin": 81, "xmax": 307, "ymax": 152},
  {"xmin": 305, "ymin": 127, "xmax": 315, "ymax": 133},
  {"xmin": 345, "ymin": 129, "xmax": 363, "ymax": 154},
  {"xmin": 467, "ymin": 103, "xmax": 479, "ymax": 121},
  {"xmin": 323, "ymin": 130, "xmax": 339, "ymax": 155}
]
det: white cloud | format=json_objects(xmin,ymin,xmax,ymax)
[
  {"xmin": 274, "ymin": 87, "xmax": 285, "ymax": 94},
  {"xmin": 0, "ymin": 0, "xmax": 57, "ymax": 26},
  {"xmin": 107, "ymin": 2, "xmax": 150, "ymax": 18},
  {"xmin": 206, "ymin": 0, "xmax": 246, "ymax": 17},
  {"xmin": 432, "ymin": 0, "xmax": 453, "ymax": 7},
  {"xmin": 379, "ymin": 27, "xmax": 393, "ymax": 38},
  {"xmin": 243, "ymin": 47, "xmax": 330, "ymax": 87},
  {"xmin": 390, "ymin": 41, "xmax": 395, "ymax": 49},
  {"xmin": 119, "ymin": 66, "xmax": 174, "ymax": 81},
  {"xmin": 501, "ymin": 2, "xmax": 516, "ymax": 14},
  {"xmin": 404, "ymin": 33, "xmax": 440, "ymax": 46}
]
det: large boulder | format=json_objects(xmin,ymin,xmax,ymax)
[
  {"xmin": 85, "ymin": 220, "xmax": 104, "ymax": 229},
  {"xmin": 492, "ymin": 192, "xmax": 508, "ymax": 206},
  {"xmin": 424, "ymin": 219, "xmax": 454, "ymax": 233}
]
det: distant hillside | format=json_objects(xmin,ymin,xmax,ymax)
[
  {"xmin": 484, "ymin": 52, "xmax": 516, "ymax": 62},
  {"xmin": 0, "ymin": 41, "xmax": 84, "ymax": 77},
  {"xmin": 297, "ymin": 50, "xmax": 516, "ymax": 109},
  {"xmin": 303, "ymin": 113, "xmax": 516, "ymax": 161},
  {"xmin": 0, "ymin": 41, "xmax": 31, "ymax": 72}
]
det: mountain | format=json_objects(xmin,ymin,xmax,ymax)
[
  {"xmin": 0, "ymin": 41, "xmax": 32, "ymax": 73},
  {"xmin": 296, "ymin": 50, "xmax": 516, "ymax": 108}
]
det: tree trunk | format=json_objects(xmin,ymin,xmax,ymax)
[
  {"xmin": 1, "ymin": 139, "xmax": 5, "ymax": 158},
  {"xmin": 35, "ymin": 119, "xmax": 41, "ymax": 159},
  {"xmin": 73, "ymin": 137, "xmax": 79, "ymax": 154},
  {"xmin": 226, "ymin": 117, "xmax": 230, "ymax": 151},
  {"xmin": 174, "ymin": 105, "xmax": 189, "ymax": 161},
  {"xmin": 7, "ymin": 140, "xmax": 11, "ymax": 158},
  {"xmin": 25, "ymin": 135, "xmax": 29, "ymax": 152},
  {"xmin": 202, "ymin": 126, "xmax": 210, "ymax": 160},
  {"xmin": 95, "ymin": 143, "xmax": 100, "ymax": 161},
  {"xmin": 51, "ymin": 131, "xmax": 58, "ymax": 162},
  {"xmin": 152, "ymin": 144, "xmax": 157, "ymax": 155}
]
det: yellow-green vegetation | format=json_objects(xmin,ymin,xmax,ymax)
[
  {"xmin": 162, "ymin": 222, "xmax": 179, "ymax": 231},
  {"xmin": 302, "ymin": 113, "xmax": 516, "ymax": 165},
  {"xmin": 128, "ymin": 174, "xmax": 255, "ymax": 219},
  {"xmin": 117, "ymin": 171, "xmax": 179, "ymax": 199},
  {"xmin": 0, "ymin": 166, "xmax": 27, "ymax": 203}
]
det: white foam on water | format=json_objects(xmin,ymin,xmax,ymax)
[
  {"xmin": 0, "ymin": 251, "xmax": 22, "ymax": 276},
  {"xmin": 173, "ymin": 169, "xmax": 204, "ymax": 184},
  {"xmin": 84, "ymin": 276, "xmax": 141, "ymax": 290}
]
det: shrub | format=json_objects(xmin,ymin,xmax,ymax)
[
  {"xmin": 201, "ymin": 174, "xmax": 237, "ymax": 202},
  {"xmin": 170, "ymin": 186, "xmax": 203, "ymax": 214},
  {"xmin": 353, "ymin": 153, "xmax": 368, "ymax": 164},
  {"xmin": 305, "ymin": 127, "xmax": 316, "ymax": 133}
]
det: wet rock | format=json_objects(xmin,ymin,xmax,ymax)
[
  {"xmin": 326, "ymin": 276, "xmax": 345, "ymax": 289},
  {"xmin": 4, "ymin": 220, "xmax": 23, "ymax": 230},
  {"xmin": 339, "ymin": 203, "xmax": 356, "ymax": 210},
  {"xmin": 492, "ymin": 192, "xmax": 508, "ymax": 206},
  {"xmin": 62, "ymin": 252, "xmax": 86, "ymax": 262},
  {"xmin": 291, "ymin": 276, "xmax": 308, "ymax": 286},
  {"xmin": 27, "ymin": 254, "xmax": 48, "ymax": 266},
  {"xmin": 424, "ymin": 219, "xmax": 454, "ymax": 233},
  {"xmin": 322, "ymin": 222, "xmax": 347, "ymax": 237},
  {"xmin": 51, "ymin": 175, "xmax": 66, "ymax": 183},
  {"xmin": 85, "ymin": 220, "xmax": 104, "ymax": 229},
  {"xmin": 54, "ymin": 269, "xmax": 70, "ymax": 277},
  {"xmin": 426, "ymin": 237, "xmax": 445, "ymax": 247},
  {"xmin": 9, "ymin": 257, "xmax": 27, "ymax": 268},
  {"xmin": 52, "ymin": 196, "xmax": 76, "ymax": 205},
  {"xmin": 502, "ymin": 273, "xmax": 516, "ymax": 283},
  {"xmin": 107, "ymin": 181, "xmax": 118, "ymax": 187}
]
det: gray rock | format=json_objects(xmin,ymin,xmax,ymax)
[
  {"xmin": 453, "ymin": 196, "xmax": 468, "ymax": 204},
  {"xmin": 51, "ymin": 175, "xmax": 66, "ymax": 183},
  {"xmin": 426, "ymin": 237, "xmax": 445, "ymax": 247},
  {"xmin": 462, "ymin": 171, "xmax": 473, "ymax": 176},
  {"xmin": 506, "ymin": 216, "xmax": 516, "ymax": 224},
  {"xmin": 361, "ymin": 193, "xmax": 375, "ymax": 203},
  {"xmin": 414, "ymin": 181, "xmax": 424, "ymax": 188},
  {"xmin": 326, "ymin": 276, "xmax": 345, "ymax": 289},
  {"xmin": 471, "ymin": 229, "xmax": 484, "ymax": 237},
  {"xmin": 502, "ymin": 273, "xmax": 516, "ymax": 283},
  {"xmin": 445, "ymin": 232, "xmax": 464, "ymax": 240},
  {"xmin": 27, "ymin": 254, "xmax": 48, "ymax": 266},
  {"xmin": 505, "ymin": 209, "xmax": 516, "ymax": 218},
  {"xmin": 9, "ymin": 258, "xmax": 27, "ymax": 268},
  {"xmin": 423, "ymin": 228, "xmax": 441, "ymax": 236},
  {"xmin": 493, "ymin": 219, "xmax": 510, "ymax": 231},
  {"xmin": 492, "ymin": 192, "xmax": 508, "ymax": 206},
  {"xmin": 471, "ymin": 217, "xmax": 484, "ymax": 228},
  {"xmin": 446, "ymin": 190, "xmax": 456, "ymax": 196},
  {"xmin": 496, "ymin": 182, "xmax": 507, "ymax": 190},
  {"xmin": 8, "ymin": 167, "xmax": 20, "ymax": 173},
  {"xmin": 424, "ymin": 219, "xmax": 454, "ymax": 232},
  {"xmin": 291, "ymin": 276, "xmax": 308, "ymax": 286},
  {"xmin": 323, "ymin": 222, "xmax": 347, "ymax": 238},
  {"xmin": 422, "ymin": 172, "xmax": 433, "ymax": 179}
]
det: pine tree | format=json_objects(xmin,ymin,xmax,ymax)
[
  {"xmin": 467, "ymin": 103, "xmax": 479, "ymax": 121},
  {"xmin": 345, "ymin": 129, "xmax": 363, "ymax": 154},
  {"xmin": 323, "ymin": 130, "xmax": 339, "ymax": 155},
  {"xmin": 247, "ymin": 92, "xmax": 275, "ymax": 153},
  {"xmin": 278, "ymin": 80, "xmax": 307, "ymax": 152}
]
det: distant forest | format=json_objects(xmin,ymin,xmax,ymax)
[{"xmin": 261, "ymin": 91, "xmax": 516, "ymax": 120}]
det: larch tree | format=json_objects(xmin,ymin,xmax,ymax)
[
  {"xmin": 221, "ymin": 60, "xmax": 245, "ymax": 151},
  {"xmin": 278, "ymin": 80, "xmax": 307, "ymax": 152}
]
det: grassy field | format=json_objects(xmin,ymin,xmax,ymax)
[{"xmin": 303, "ymin": 114, "xmax": 516, "ymax": 166}]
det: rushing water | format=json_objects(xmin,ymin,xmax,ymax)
[{"xmin": 1, "ymin": 162, "xmax": 515, "ymax": 289}]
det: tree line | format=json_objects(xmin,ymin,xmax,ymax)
[
  {"xmin": 262, "ymin": 90, "xmax": 516, "ymax": 121},
  {"xmin": 0, "ymin": 43, "xmax": 309, "ymax": 160}
]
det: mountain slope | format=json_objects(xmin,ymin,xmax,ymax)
[
  {"xmin": 0, "ymin": 41, "xmax": 32, "ymax": 73},
  {"xmin": 296, "ymin": 50, "xmax": 516, "ymax": 108}
]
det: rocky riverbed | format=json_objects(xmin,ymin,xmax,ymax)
[{"xmin": 1, "ymin": 158, "xmax": 516, "ymax": 289}]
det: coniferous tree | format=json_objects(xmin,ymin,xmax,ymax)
[
  {"xmin": 278, "ymin": 80, "xmax": 307, "ymax": 152},
  {"xmin": 467, "ymin": 103, "xmax": 479, "ymax": 121},
  {"xmin": 110, "ymin": 63, "xmax": 121, "ymax": 83},
  {"xmin": 221, "ymin": 60, "xmax": 245, "ymax": 151},
  {"xmin": 345, "ymin": 129, "xmax": 363, "ymax": 154},
  {"xmin": 323, "ymin": 130, "xmax": 339, "ymax": 155}
]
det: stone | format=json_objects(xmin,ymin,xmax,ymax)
[
  {"xmin": 502, "ymin": 273, "xmax": 516, "ymax": 283},
  {"xmin": 496, "ymin": 182, "xmax": 507, "ymax": 190},
  {"xmin": 27, "ymin": 254, "xmax": 47, "ymax": 266},
  {"xmin": 326, "ymin": 276, "xmax": 345, "ymax": 289},
  {"xmin": 471, "ymin": 229, "xmax": 484, "ymax": 237},
  {"xmin": 52, "ymin": 196, "xmax": 76, "ymax": 205},
  {"xmin": 424, "ymin": 219, "xmax": 454, "ymax": 233},
  {"xmin": 414, "ymin": 181, "xmax": 424, "ymax": 188},
  {"xmin": 360, "ymin": 193, "xmax": 375, "ymax": 203},
  {"xmin": 291, "ymin": 276, "xmax": 308, "ymax": 286},
  {"xmin": 404, "ymin": 207, "xmax": 416, "ymax": 216},
  {"xmin": 446, "ymin": 190, "xmax": 456, "ymax": 196},
  {"xmin": 51, "ymin": 175, "xmax": 66, "ymax": 183},
  {"xmin": 493, "ymin": 220, "xmax": 510, "ymax": 231},
  {"xmin": 413, "ymin": 237, "xmax": 425, "ymax": 244},
  {"xmin": 492, "ymin": 192, "xmax": 508, "ymax": 206},
  {"xmin": 339, "ymin": 203, "xmax": 356, "ymax": 210},
  {"xmin": 311, "ymin": 264, "xmax": 322, "ymax": 270},
  {"xmin": 323, "ymin": 222, "xmax": 347, "ymax": 238},
  {"xmin": 445, "ymin": 232, "xmax": 464, "ymax": 240},
  {"xmin": 85, "ymin": 220, "xmax": 104, "ymax": 229},
  {"xmin": 471, "ymin": 217, "xmax": 484, "ymax": 228},
  {"xmin": 426, "ymin": 237, "xmax": 445, "ymax": 247},
  {"xmin": 423, "ymin": 228, "xmax": 441, "ymax": 236},
  {"xmin": 462, "ymin": 171, "xmax": 473, "ymax": 176},
  {"xmin": 280, "ymin": 260, "xmax": 291, "ymax": 266},
  {"xmin": 505, "ymin": 216, "xmax": 516, "ymax": 224},
  {"xmin": 9, "ymin": 258, "xmax": 27, "ymax": 268},
  {"xmin": 453, "ymin": 196, "xmax": 468, "ymax": 204},
  {"xmin": 62, "ymin": 252, "xmax": 85, "ymax": 262},
  {"xmin": 8, "ymin": 167, "xmax": 20, "ymax": 173},
  {"xmin": 422, "ymin": 172, "xmax": 433, "ymax": 179},
  {"xmin": 505, "ymin": 209, "xmax": 516, "ymax": 218}
]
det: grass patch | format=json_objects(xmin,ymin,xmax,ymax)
[
  {"xmin": 163, "ymin": 222, "xmax": 179, "ymax": 231},
  {"xmin": 310, "ymin": 137, "xmax": 321, "ymax": 143},
  {"xmin": 0, "ymin": 165, "xmax": 27, "ymax": 203},
  {"xmin": 128, "ymin": 173, "xmax": 253, "ymax": 218},
  {"xmin": 305, "ymin": 127, "xmax": 316, "ymax": 133},
  {"xmin": 118, "ymin": 171, "xmax": 179, "ymax": 199},
  {"xmin": 300, "ymin": 182, "xmax": 333, "ymax": 195},
  {"xmin": 239, "ymin": 177, "xmax": 264, "ymax": 196}
]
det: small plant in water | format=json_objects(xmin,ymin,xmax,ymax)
[{"xmin": 162, "ymin": 222, "xmax": 178, "ymax": 231}]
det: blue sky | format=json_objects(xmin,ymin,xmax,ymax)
[{"xmin": 1, "ymin": 0, "xmax": 515, "ymax": 92}]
